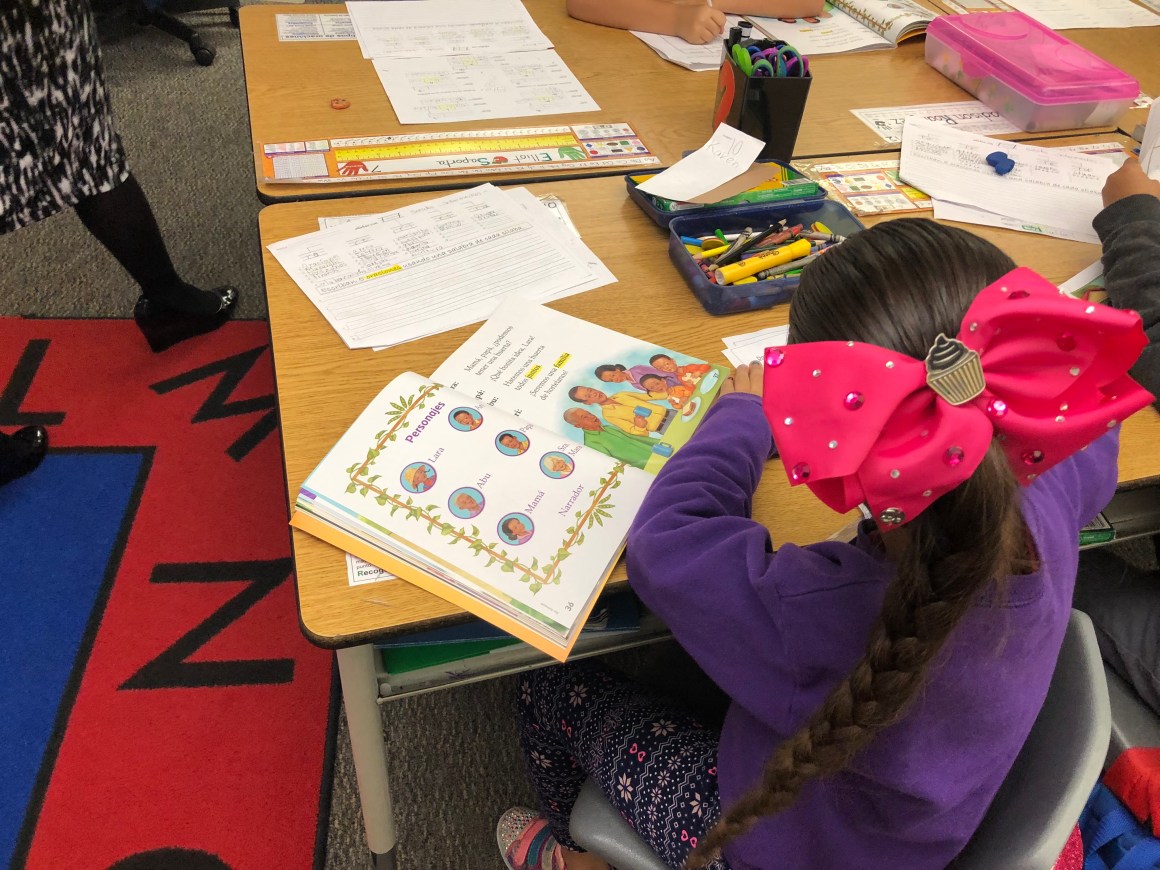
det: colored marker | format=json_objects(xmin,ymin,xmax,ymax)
[{"xmin": 717, "ymin": 239, "xmax": 812, "ymax": 284}]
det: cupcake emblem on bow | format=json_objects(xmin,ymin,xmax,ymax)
[{"xmin": 924, "ymin": 334, "xmax": 985, "ymax": 406}]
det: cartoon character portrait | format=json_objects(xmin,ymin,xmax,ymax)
[
  {"xmin": 568, "ymin": 385, "xmax": 673, "ymax": 437},
  {"xmin": 540, "ymin": 452, "xmax": 575, "ymax": 479},
  {"xmin": 562, "ymin": 408, "xmax": 655, "ymax": 471},
  {"xmin": 400, "ymin": 461, "xmax": 437, "ymax": 494},
  {"xmin": 448, "ymin": 487, "xmax": 485, "ymax": 519},
  {"xmin": 449, "ymin": 407, "xmax": 483, "ymax": 432},
  {"xmin": 498, "ymin": 513, "xmax": 535, "ymax": 546},
  {"xmin": 496, "ymin": 430, "xmax": 530, "ymax": 456}
]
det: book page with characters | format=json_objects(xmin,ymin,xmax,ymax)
[
  {"xmin": 295, "ymin": 372, "xmax": 652, "ymax": 648},
  {"xmin": 431, "ymin": 299, "xmax": 730, "ymax": 476}
]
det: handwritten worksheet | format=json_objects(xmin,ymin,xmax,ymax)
[
  {"xmin": 898, "ymin": 119, "xmax": 1116, "ymax": 240},
  {"xmin": 851, "ymin": 101, "xmax": 1020, "ymax": 144},
  {"xmin": 267, "ymin": 185, "xmax": 609, "ymax": 350},
  {"xmin": 630, "ymin": 18, "xmax": 740, "ymax": 71},
  {"xmin": 275, "ymin": 13, "xmax": 356, "ymax": 41},
  {"xmin": 636, "ymin": 124, "xmax": 764, "ymax": 202},
  {"xmin": 346, "ymin": 0, "xmax": 553, "ymax": 58},
  {"xmin": 372, "ymin": 51, "xmax": 599, "ymax": 124},
  {"xmin": 1003, "ymin": 0, "xmax": 1159, "ymax": 28}
]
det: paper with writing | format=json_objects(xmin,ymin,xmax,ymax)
[
  {"xmin": 899, "ymin": 118, "xmax": 1115, "ymax": 237},
  {"xmin": 851, "ymin": 101, "xmax": 1020, "ymax": 144},
  {"xmin": 372, "ymin": 51, "xmax": 599, "ymax": 125},
  {"xmin": 1003, "ymin": 0, "xmax": 1159, "ymax": 28},
  {"xmin": 266, "ymin": 185, "xmax": 607, "ymax": 350},
  {"xmin": 346, "ymin": 0, "xmax": 552, "ymax": 59},
  {"xmin": 636, "ymin": 124, "xmax": 764, "ymax": 202},
  {"xmin": 276, "ymin": 13, "xmax": 356, "ymax": 41}
]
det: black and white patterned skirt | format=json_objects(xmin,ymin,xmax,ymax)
[{"xmin": 1, "ymin": 0, "xmax": 129, "ymax": 234}]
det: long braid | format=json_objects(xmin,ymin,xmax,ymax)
[
  {"xmin": 687, "ymin": 218, "xmax": 1029, "ymax": 867},
  {"xmin": 687, "ymin": 446, "xmax": 1025, "ymax": 867}
]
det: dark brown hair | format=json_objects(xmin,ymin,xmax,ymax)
[{"xmin": 688, "ymin": 219, "xmax": 1030, "ymax": 866}]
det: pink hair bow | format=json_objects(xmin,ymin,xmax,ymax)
[{"xmin": 762, "ymin": 267, "xmax": 1153, "ymax": 529}]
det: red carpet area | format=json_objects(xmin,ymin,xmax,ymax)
[{"xmin": 0, "ymin": 318, "xmax": 336, "ymax": 870}]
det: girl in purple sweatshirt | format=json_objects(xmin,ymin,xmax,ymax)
[{"xmin": 498, "ymin": 159, "xmax": 1160, "ymax": 870}]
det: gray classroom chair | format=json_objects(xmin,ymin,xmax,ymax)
[{"xmin": 570, "ymin": 609, "xmax": 1110, "ymax": 870}]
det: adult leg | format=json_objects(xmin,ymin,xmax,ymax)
[
  {"xmin": 73, "ymin": 174, "xmax": 236, "ymax": 350},
  {"xmin": 516, "ymin": 660, "xmax": 728, "ymax": 869}
]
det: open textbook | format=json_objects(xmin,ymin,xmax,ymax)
[
  {"xmin": 750, "ymin": 0, "xmax": 933, "ymax": 55},
  {"xmin": 291, "ymin": 300, "xmax": 730, "ymax": 660}
]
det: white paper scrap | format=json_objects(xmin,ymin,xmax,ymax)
[
  {"xmin": 899, "ymin": 118, "xmax": 1115, "ymax": 239},
  {"xmin": 932, "ymin": 199, "xmax": 1098, "ymax": 243},
  {"xmin": 1003, "ymin": 0, "xmax": 1159, "ymax": 29},
  {"xmin": 1059, "ymin": 261, "xmax": 1105, "ymax": 298},
  {"xmin": 852, "ymin": 101, "xmax": 1020, "ymax": 145},
  {"xmin": 372, "ymin": 51, "xmax": 599, "ymax": 125},
  {"xmin": 636, "ymin": 124, "xmax": 764, "ymax": 202}
]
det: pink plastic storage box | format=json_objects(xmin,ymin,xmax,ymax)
[{"xmin": 926, "ymin": 12, "xmax": 1138, "ymax": 133}]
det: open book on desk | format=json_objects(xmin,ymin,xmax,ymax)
[
  {"xmin": 750, "ymin": 0, "xmax": 934, "ymax": 55},
  {"xmin": 291, "ymin": 299, "xmax": 730, "ymax": 660}
]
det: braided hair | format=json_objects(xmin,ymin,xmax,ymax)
[{"xmin": 687, "ymin": 219, "xmax": 1032, "ymax": 866}]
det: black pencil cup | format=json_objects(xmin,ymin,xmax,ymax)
[{"xmin": 713, "ymin": 45, "xmax": 811, "ymax": 162}]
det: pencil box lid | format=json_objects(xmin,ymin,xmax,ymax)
[
  {"xmin": 927, "ymin": 12, "xmax": 1138, "ymax": 105},
  {"xmin": 626, "ymin": 159, "xmax": 824, "ymax": 228}
]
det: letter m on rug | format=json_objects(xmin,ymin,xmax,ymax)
[
  {"xmin": 149, "ymin": 345, "xmax": 277, "ymax": 462},
  {"xmin": 122, "ymin": 559, "xmax": 296, "ymax": 690}
]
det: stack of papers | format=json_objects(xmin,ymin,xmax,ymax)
[
  {"xmin": 346, "ymin": 0, "xmax": 599, "ymax": 124},
  {"xmin": 267, "ymin": 184, "xmax": 614, "ymax": 351},
  {"xmin": 1001, "ymin": 0, "xmax": 1160, "ymax": 30},
  {"xmin": 898, "ymin": 119, "xmax": 1119, "ymax": 243},
  {"xmin": 630, "ymin": 16, "xmax": 741, "ymax": 71}
]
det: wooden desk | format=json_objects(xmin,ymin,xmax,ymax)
[
  {"xmin": 241, "ymin": 4, "xmax": 1136, "ymax": 204},
  {"xmin": 262, "ymin": 145, "xmax": 1160, "ymax": 867}
]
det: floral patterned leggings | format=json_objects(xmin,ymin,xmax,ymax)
[{"xmin": 517, "ymin": 660, "xmax": 730, "ymax": 869}]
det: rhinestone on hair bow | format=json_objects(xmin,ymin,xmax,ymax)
[{"xmin": 762, "ymin": 267, "xmax": 1154, "ymax": 529}]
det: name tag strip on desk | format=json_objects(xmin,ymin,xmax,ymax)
[{"xmin": 260, "ymin": 124, "xmax": 659, "ymax": 183}]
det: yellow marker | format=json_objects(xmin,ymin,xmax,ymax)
[
  {"xmin": 701, "ymin": 239, "xmax": 728, "ymax": 251},
  {"xmin": 717, "ymin": 240, "xmax": 812, "ymax": 284},
  {"xmin": 734, "ymin": 276, "xmax": 759, "ymax": 284},
  {"xmin": 684, "ymin": 244, "xmax": 703, "ymax": 255},
  {"xmin": 812, "ymin": 221, "xmax": 832, "ymax": 234}
]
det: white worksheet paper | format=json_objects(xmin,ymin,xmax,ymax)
[
  {"xmin": 1140, "ymin": 103, "xmax": 1160, "ymax": 176},
  {"xmin": 372, "ymin": 51, "xmax": 599, "ymax": 124},
  {"xmin": 932, "ymin": 200, "xmax": 1100, "ymax": 243},
  {"xmin": 898, "ymin": 119, "xmax": 1116, "ymax": 239},
  {"xmin": 275, "ymin": 13, "xmax": 356, "ymax": 41},
  {"xmin": 1002, "ymin": 0, "xmax": 1160, "ymax": 28},
  {"xmin": 748, "ymin": 6, "xmax": 891, "ymax": 55},
  {"xmin": 346, "ymin": 0, "xmax": 552, "ymax": 58},
  {"xmin": 629, "ymin": 17, "xmax": 740, "ymax": 71},
  {"xmin": 267, "ymin": 185, "xmax": 607, "ymax": 350},
  {"xmin": 721, "ymin": 325, "xmax": 790, "ymax": 367},
  {"xmin": 636, "ymin": 124, "xmax": 764, "ymax": 201},
  {"xmin": 851, "ymin": 101, "xmax": 1021, "ymax": 144}
]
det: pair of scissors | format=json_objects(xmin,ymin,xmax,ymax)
[
  {"xmin": 751, "ymin": 59, "xmax": 776, "ymax": 77},
  {"xmin": 730, "ymin": 42, "xmax": 753, "ymax": 75}
]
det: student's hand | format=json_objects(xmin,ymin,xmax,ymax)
[
  {"xmin": 720, "ymin": 361, "xmax": 763, "ymax": 398},
  {"xmin": 1102, "ymin": 157, "xmax": 1160, "ymax": 208},
  {"xmin": 633, "ymin": 414, "xmax": 649, "ymax": 427},
  {"xmin": 672, "ymin": 0, "xmax": 726, "ymax": 44}
]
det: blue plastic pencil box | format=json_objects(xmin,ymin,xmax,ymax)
[
  {"xmin": 669, "ymin": 200, "xmax": 865, "ymax": 316},
  {"xmin": 625, "ymin": 159, "xmax": 824, "ymax": 228}
]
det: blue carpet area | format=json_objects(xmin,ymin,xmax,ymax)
[{"xmin": 0, "ymin": 450, "xmax": 147, "ymax": 866}]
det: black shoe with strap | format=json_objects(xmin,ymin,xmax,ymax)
[{"xmin": 133, "ymin": 285, "xmax": 239, "ymax": 353}]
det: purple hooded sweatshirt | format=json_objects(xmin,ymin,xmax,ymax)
[{"xmin": 627, "ymin": 392, "xmax": 1117, "ymax": 870}]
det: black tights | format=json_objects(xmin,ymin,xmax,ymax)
[{"xmin": 73, "ymin": 174, "xmax": 223, "ymax": 315}]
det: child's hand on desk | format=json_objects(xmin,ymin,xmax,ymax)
[
  {"xmin": 1103, "ymin": 157, "xmax": 1160, "ymax": 207},
  {"xmin": 720, "ymin": 362, "xmax": 764, "ymax": 397},
  {"xmin": 672, "ymin": 0, "xmax": 726, "ymax": 44}
]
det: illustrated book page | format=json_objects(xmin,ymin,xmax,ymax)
[{"xmin": 291, "ymin": 372, "xmax": 652, "ymax": 659}]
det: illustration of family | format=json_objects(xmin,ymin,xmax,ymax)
[{"xmin": 562, "ymin": 353, "xmax": 712, "ymax": 470}]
